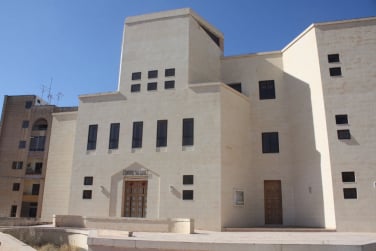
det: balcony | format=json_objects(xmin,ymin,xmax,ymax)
[{"xmin": 25, "ymin": 167, "xmax": 42, "ymax": 175}]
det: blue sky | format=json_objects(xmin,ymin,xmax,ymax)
[{"xmin": 0, "ymin": 0, "xmax": 375, "ymax": 112}]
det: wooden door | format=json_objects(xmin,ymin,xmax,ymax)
[
  {"xmin": 123, "ymin": 181, "xmax": 147, "ymax": 217},
  {"xmin": 264, "ymin": 180, "xmax": 282, "ymax": 225}
]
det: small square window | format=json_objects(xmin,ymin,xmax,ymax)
[
  {"xmin": 183, "ymin": 175, "xmax": 194, "ymax": 185},
  {"xmin": 234, "ymin": 190, "xmax": 244, "ymax": 206},
  {"xmin": 25, "ymin": 101, "xmax": 32, "ymax": 109},
  {"xmin": 227, "ymin": 83, "xmax": 242, "ymax": 93},
  {"xmin": 165, "ymin": 81, "xmax": 175, "ymax": 89},
  {"xmin": 182, "ymin": 190, "xmax": 194, "ymax": 200},
  {"xmin": 259, "ymin": 80, "xmax": 275, "ymax": 100},
  {"xmin": 342, "ymin": 172, "xmax": 355, "ymax": 183},
  {"xmin": 335, "ymin": 114, "xmax": 348, "ymax": 125},
  {"xmin": 83, "ymin": 190, "xmax": 92, "ymax": 199},
  {"xmin": 131, "ymin": 84, "xmax": 141, "ymax": 92},
  {"xmin": 165, "ymin": 68, "xmax": 175, "ymax": 77},
  {"xmin": 337, "ymin": 129, "xmax": 351, "ymax": 140},
  {"xmin": 328, "ymin": 54, "xmax": 340, "ymax": 63},
  {"xmin": 147, "ymin": 82, "xmax": 157, "ymax": 91},
  {"xmin": 12, "ymin": 183, "xmax": 20, "ymax": 191},
  {"xmin": 22, "ymin": 120, "xmax": 29, "ymax": 128},
  {"xmin": 343, "ymin": 188, "xmax": 357, "ymax": 199},
  {"xmin": 148, "ymin": 70, "xmax": 158, "ymax": 79},
  {"xmin": 132, "ymin": 72, "xmax": 141, "ymax": 80},
  {"xmin": 330, "ymin": 67, "xmax": 342, "ymax": 76},
  {"xmin": 19, "ymin": 141, "xmax": 26, "ymax": 149},
  {"xmin": 84, "ymin": 176, "xmax": 93, "ymax": 185}
]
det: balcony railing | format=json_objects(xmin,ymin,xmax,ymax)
[{"xmin": 25, "ymin": 168, "xmax": 42, "ymax": 175}]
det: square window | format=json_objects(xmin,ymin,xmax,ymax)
[
  {"xmin": 165, "ymin": 81, "xmax": 175, "ymax": 89},
  {"xmin": 19, "ymin": 141, "xmax": 26, "ymax": 149},
  {"xmin": 148, "ymin": 70, "xmax": 158, "ymax": 79},
  {"xmin": 132, "ymin": 72, "xmax": 141, "ymax": 80},
  {"xmin": 227, "ymin": 83, "xmax": 242, "ymax": 93},
  {"xmin": 343, "ymin": 188, "xmax": 357, "ymax": 199},
  {"xmin": 342, "ymin": 172, "xmax": 355, "ymax": 183},
  {"xmin": 182, "ymin": 190, "xmax": 194, "ymax": 200},
  {"xmin": 330, "ymin": 67, "xmax": 342, "ymax": 76},
  {"xmin": 337, "ymin": 129, "xmax": 351, "ymax": 140},
  {"xmin": 84, "ymin": 176, "xmax": 93, "ymax": 185},
  {"xmin": 234, "ymin": 190, "xmax": 244, "ymax": 206},
  {"xmin": 183, "ymin": 175, "xmax": 194, "ymax": 185},
  {"xmin": 12, "ymin": 161, "xmax": 23, "ymax": 169},
  {"xmin": 165, "ymin": 68, "xmax": 175, "ymax": 77},
  {"xmin": 12, "ymin": 183, "xmax": 20, "ymax": 191},
  {"xmin": 147, "ymin": 82, "xmax": 157, "ymax": 91},
  {"xmin": 131, "ymin": 84, "xmax": 141, "ymax": 92},
  {"xmin": 25, "ymin": 101, "xmax": 32, "ymax": 109},
  {"xmin": 262, "ymin": 132, "xmax": 279, "ymax": 153},
  {"xmin": 22, "ymin": 120, "xmax": 29, "ymax": 128},
  {"xmin": 335, "ymin": 114, "xmax": 348, "ymax": 125},
  {"xmin": 259, "ymin": 80, "xmax": 275, "ymax": 100},
  {"xmin": 328, "ymin": 54, "xmax": 340, "ymax": 63},
  {"xmin": 83, "ymin": 190, "xmax": 92, "ymax": 199}
]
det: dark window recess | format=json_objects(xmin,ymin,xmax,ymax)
[
  {"xmin": 34, "ymin": 162, "xmax": 43, "ymax": 174},
  {"xmin": 227, "ymin": 83, "xmax": 242, "ymax": 93},
  {"xmin": 343, "ymin": 188, "xmax": 357, "ymax": 199},
  {"xmin": 147, "ymin": 82, "xmax": 157, "ymax": 91},
  {"xmin": 12, "ymin": 183, "xmax": 20, "ymax": 191},
  {"xmin": 183, "ymin": 175, "xmax": 194, "ymax": 185},
  {"xmin": 25, "ymin": 101, "xmax": 33, "ymax": 109},
  {"xmin": 32, "ymin": 184, "xmax": 40, "ymax": 195},
  {"xmin": 165, "ymin": 68, "xmax": 175, "ymax": 77},
  {"xmin": 19, "ymin": 141, "xmax": 26, "ymax": 149},
  {"xmin": 131, "ymin": 84, "xmax": 141, "ymax": 92},
  {"xmin": 22, "ymin": 120, "xmax": 29, "ymax": 128},
  {"xmin": 29, "ymin": 136, "xmax": 46, "ymax": 151},
  {"xmin": 182, "ymin": 118, "xmax": 194, "ymax": 146},
  {"xmin": 84, "ymin": 176, "xmax": 93, "ymax": 185},
  {"xmin": 200, "ymin": 24, "xmax": 220, "ymax": 47},
  {"xmin": 132, "ymin": 72, "xmax": 141, "ymax": 80},
  {"xmin": 330, "ymin": 67, "xmax": 342, "ymax": 76},
  {"xmin": 342, "ymin": 172, "xmax": 355, "ymax": 183},
  {"xmin": 32, "ymin": 119, "xmax": 48, "ymax": 131},
  {"xmin": 87, "ymin": 124, "xmax": 98, "ymax": 150},
  {"xmin": 337, "ymin": 129, "xmax": 351, "ymax": 140},
  {"xmin": 165, "ymin": 80, "xmax": 175, "ymax": 89},
  {"xmin": 132, "ymin": 121, "xmax": 143, "ymax": 148},
  {"xmin": 182, "ymin": 190, "xmax": 194, "ymax": 200},
  {"xmin": 328, "ymin": 54, "xmax": 340, "ymax": 63},
  {"xmin": 262, "ymin": 132, "xmax": 279, "ymax": 153},
  {"xmin": 10, "ymin": 205, "xmax": 17, "ymax": 217},
  {"xmin": 335, "ymin": 114, "xmax": 348, "ymax": 125},
  {"xmin": 156, "ymin": 120, "xmax": 168, "ymax": 147},
  {"xmin": 83, "ymin": 190, "xmax": 92, "ymax": 199},
  {"xmin": 148, "ymin": 70, "xmax": 158, "ymax": 79},
  {"xmin": 12, "ymin": 161, "xmax": 23, "ymax": 169},
  {"xmin": 259, "ymin": 80, "xmax": 276, "ymax": 99},
  {"xmin": 109, "ymin": 123, "xmax": 120, "ymax": 149}
]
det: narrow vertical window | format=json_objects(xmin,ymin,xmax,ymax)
[
  {"xmin": 10, "ymin": 205, "xmax": 17, "ymax": 217},
  {"xmin": 156, "ymin": 120, "xmax": 168, "ymax": 147},
  {"xmin": 32, "ymin": 184, "xmax": 40, "ymax": 195},
  {"xmin": 87, "ymin": 124, "xmax": 98, "ymax": 150},
  {"xmin": 109, "ymin": 123, "xmax": 120, "ymax": 149},
  {"xmin": 132, "ymin": 121, "xmax": 143, "ymax": 148},
  {"xmin": 182, "ymin": 118, "xmax": 194, "ymax": 146}
]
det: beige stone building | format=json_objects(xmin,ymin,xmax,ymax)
[
  {"xmin": 39, "ymin": 9, "xmax": 375, "ymax": 231},
  {"xmin": 0, "ymin": 95, "xmax": 77, "ymax": 218}
]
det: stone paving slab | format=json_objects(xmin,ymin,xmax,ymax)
[{"xmin": 0, "ymin": 232, "xmax": 35, "ymax": 251}]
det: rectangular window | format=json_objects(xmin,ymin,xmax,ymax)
[
  {"xmin": 337, "ymin": 129, "xmax": 351, "ymax": 140},
  {"xmin": 259, "ymin": 80, "xmax": 275, "ymax": 99},
  {"xmin": 12, "ymin": 161, "xmax": 23, "ymax": 169},
  {"xmin": 83, "ymin": 190, "xmax": 92, "ymax": 199},
  {"xmin": 25, "ymin": 101, "xmax": 32, "ymax": 109},
  {"xmin": 227, "ymin": 83, "xmax": 242, "ymax": 93},
  {"xmin": 35, "ymin": 162, "xmax": 43, "ymax": 174},
  {"xmin": 234, "ymin": 190, "xmax": 244, "ymax": 206},
  {"xmin": 32, "ymin": 184, "xmax": 40, "ymax": 195},
  {"xmin": 131, "ymin": 84, "xmax": 141, "ymax": 92},
  {"xmin": 182, "ymin": 118, "xmax": 194, "ymax": 146},
  {"xmin": 147, "ymin": 82, "xmax": 157, "ymax": 91},
  {"xmin": 330, "ymin": 67, "xmax": 342, "ymax": 76},
  {"xmin": 10, "ymin": 205, "xmax": 17, "ymax": 217},
  {"xmin": 182, "ymin": 190, "xmax": 194, "ymax": 200},
  {"xmin": 335, "ymin": 114, "xmax": 348, "ymax": 125},
  {"xmin": 132, "ymin": 72, "xmax": 141, "ymax": 80},
  {"xmin": 165, "ymin": 68, "xmax": 175, "ymax": 77},
  {"xmin": 156, "ymin": 120, "xmax": 168, "ymax": 147},
  {"xmin": 22, "ymin": 120, "xmax": 29, "ymax": 128},
  {"xmin": 19, "ymin": 141, "xmax": 26, "ymax": 149},
  {"xmin": 12, "ymin": 183, "xmax": 20, "ymax": 191},
  {"xmin": 342, "ymin": 172, "xmax": 355, "ymax": 183},
  {"xmin": 262, "ymin": 132, "xmax": 279, "ymax": 153},
  {"xmin": 343, "ymin": 188, "xmax": 357, "ymax": 199},
  {"xmin": 328, "ymin": 54, "xmax": 340, "ymax": 63},
  {"xmin": 87, "ymin": 124, "xmax": 98, "ymax": 150},
  {"xmin": 29, "ymin": 136, "xmax": 46, "ymax": 151},
  {"xmin": 148, "ymin": 70, "xmax": 158, "ymax": 79},
  {"xmin": 132, "ymin": 121, "xmax": 143, "ymax": 148},
  {"xmin": 109, "ymin": 123, "xmax": 120, "ymax": 149},
  {"xmin": 183, "ymin": 175, "xmax": 194, "ymax": 185},
  {"xmin": 165, "ymin": 80, "xmax": 175, "ymax": 89},
  {"xmin": 84, "ymin": 176, "xmax": 93, "ymax": 185}
]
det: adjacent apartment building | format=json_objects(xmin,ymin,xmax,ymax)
[
  {"xmin": 1, "ymin": 8, "xmax": 372, "ymax": 232},
  {"xmin": 0, "ymin": 95, "xmax": 77, "ymax": 218}
]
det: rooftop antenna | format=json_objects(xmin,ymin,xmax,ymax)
[
  {"xmin": 56, "ymin": 92, "xmax": 64, "ymax": 105},
  {"xmin": 47, "ymin": 78, "xmax": 53, "ymax": 103}
]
